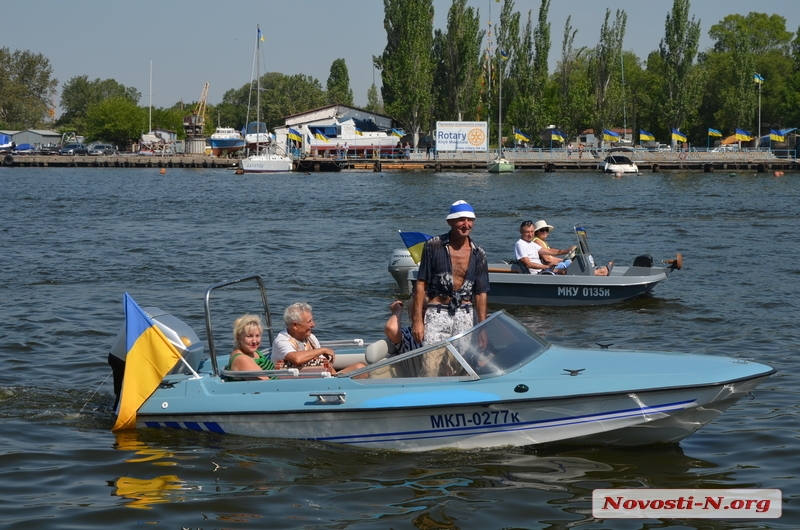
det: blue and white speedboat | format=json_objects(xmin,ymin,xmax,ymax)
[{"xmin": 109, "ymin": 275, "xmax": 773, "ymax": 452}]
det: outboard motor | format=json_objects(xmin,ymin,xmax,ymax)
[
  {"xmin": 632, "ymin": 254, "xmax": 654, "ymax": 268},
  {"xmin": 108, "ymin": 307, "xmax": 204, "ymax": 409},
  {"xmin": 388, "ymin": 249, "xmax": 417, "ymax": 295}
]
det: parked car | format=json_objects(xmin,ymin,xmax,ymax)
[
  {"xmin": 88, "ymin": 143, "xmax": 115, "ymax": 156},
  {"xmin": 710, "ymin": 145, "xmax": 738, "ymax": 153},
  {"xmin": 59, "ymin": 143, "xmax": 89, "ymax": 156},
  {"xmin": 654, "ymin": 144, "xmax": 672, "ymax": 152}
]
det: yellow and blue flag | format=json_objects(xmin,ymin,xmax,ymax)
[
  {"xmin": 399, "ymin": 231, "xmax": 432, "ymax": 264},
  {"xmin": 314, "ymin": 131, "xmax": 329, "ymax": 142},
  {"xmin": 355, "ymin": 127, "xmax": 363, "ymax": 136},
  {"xmin": 753, "ymin": 73, "xmax": 764, "ymax": 84},
  {"xmin": 671, "ymin": 129, "xmax": 687, "ymax": 142},
  {"xmin": 708, "ymin": 128, "xmax": 722, "ymax": 137},
  {"xmin": 551, "ymin": 130, "xmax": 566, "ymax": 143},
  {"xmin": 391, "ymin": 128, "xmax": 404, "ymax": 138},
  {"xmin": 287, "ymin": 128, "xmax": 302, "ymax": 142},
  {"xmin": 639, "ymin": 130, "xmax": 655, "ymax": 142},
  {"xmin": 112, "ymin": 294, "xmax": 182, "ymax": 431},
  {"xmin": 769, "ymin": 129, "xmax": 784, "ymax": 142},
  {"xmin": 603, "ymin": 129, "xmax": 619, "ymax": 142},
  {"xmin": 514, "ymin": 128, "xmax": 530, "ymax": 142},
  {"xmin": 735, "ymin": 128, "xmax": 752, "ymax": 141}
]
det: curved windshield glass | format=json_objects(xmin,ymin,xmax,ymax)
[{"xmin": 355, "ymin": 311, "xmax": 549, "ymax": 381}]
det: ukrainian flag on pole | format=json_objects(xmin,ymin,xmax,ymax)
[
  {"xmin": 735, "ymin": 129, "xmax": 752, "ymax": 141},
  {"xmin": 639, "ymin": 130, "xmax": 655, "ymax": 142},
  {"xmin": 671, "ymin": 129, "xmax": 687, "ymax": 142},
  {"xmin": 708, "ymin": 128, "xmax": 722, "ymax": 137},
  {"xmin": 287, "ymin": 128, "xmax": 302, "ymax": 142},
  {"xmin": 112, "ymin": 294, "xmax": 182, "ymax": 431},
  {"xmin": 399, "ymin": 231, "xmax": 432, "ymax": 264},
  {"xmin": 514, "ymin": 128, "xmax": 530, "ymax": 142},
  {"xmin": 603, "ymin": 129, "xmax": 619, "ymax": 142}
]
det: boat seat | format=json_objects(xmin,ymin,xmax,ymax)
[{"xmin": 365, "ymin": 338, "xmax": 397, "ymax": 364}]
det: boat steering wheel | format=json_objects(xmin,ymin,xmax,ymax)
[{"xmin": 564, "ymin": 247, "xmax": 579, "ymax": 260}]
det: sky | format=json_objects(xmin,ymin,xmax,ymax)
[{"xmin": 3, "ymin": 0, "xmax": 799, "ymax": 116}]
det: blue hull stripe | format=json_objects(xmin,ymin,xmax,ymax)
[
  {"xmin": 318, "ymin": 399, "xmax": 696, "ymax": 445},
  {"xmin": 141, "ymin": 400, "xmax": 694, "ymax": 445}
]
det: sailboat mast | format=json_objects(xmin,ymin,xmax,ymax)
[
  {"xmin": 620, "ymin": 49, "xmax": 627, "ymax": 142},
  {"xmin": 256, "ymin": 25, "xmax": 261, "ymax": 153},
  {"xmin": 148, "ymin": 60, "xmax": 152, "ymax": 133}
]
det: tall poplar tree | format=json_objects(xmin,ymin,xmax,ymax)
[
  {"xmin": 555, "ymin": 17, "xmax": 593, "ymax": 141},
  {"xmin": 326, "ymin": 58, "xmax": 354, "ymax": 106},
  {"xmin": 375, "ymin": 0, "xmax": 435, "ymax": 147},
  {"xmin": 432, "ymin": 0, "xmax": 483, "ymax": 121},
  {"xmin": 590, "ymin": 9, "xmax": 627, "ymax": 146},
  {"xmin": 507, "ymin": 0, "xmax": 550, "ymax": 141},
  {"xmin": 657, "ymin": 0, "xmax": 701, "ymax": 136}
]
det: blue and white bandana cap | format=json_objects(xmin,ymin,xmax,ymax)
[{"xmin": 446, "ymin": 200, "xmax": 476, "ymax": 220}]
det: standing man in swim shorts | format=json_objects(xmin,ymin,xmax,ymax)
[{"xmin": 411, "ymin": 200, "xmax": 489, "ymax": 374}]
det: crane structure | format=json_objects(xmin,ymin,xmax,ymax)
[{"xmin": 183, "ymin": 82, "xmax": 209, "ymax": 137}]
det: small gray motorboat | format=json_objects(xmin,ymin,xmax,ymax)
[{"xmin": 388, "ymin": 225, "xmax": 682, "ymax": 307}]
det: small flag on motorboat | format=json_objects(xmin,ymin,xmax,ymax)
[
  {"xmin": 315, "ymin": 131, "xmax": 329, "ymax": 142},
  {"xmin": 671, "ymin": 129, "xmax": 687, "ymax": 142},
  {"xmin": 602, "ymin": 129, "xmax": 620, "ymax": 142},
  {"xmin": 753, "ymin": 73, "xmax": 764, "ymax": 84},
  {"xmin": 639, "ymin": 130, "xmax": 655, "ymax": 141},
  {"xmin": 735, "ymin": 128, "xmax": 752, "ymax": 141},
  {"xmin": 391, "ymin": 128, "xmax": 405, "ymax": 138},
  {"xmin": 514, "ymin": 128, "xmax": 530, "ymax": 142},
  {"xmin": 112, "ymin": 294, "xmax": 182, "ymax": 432},
  {"xmin": 708, "ymin": 128, "xmax": 723, "ymax": 137},
  {"xmin": 399, "ymin": 231, "xmax": 432, "ymax": 264},
  {"xmin": 287, "ymin": 128, "xmax": 302, "ymax": 142}
]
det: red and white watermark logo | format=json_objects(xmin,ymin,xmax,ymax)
[{"xmin": 592, "ymin": 489, "xmax": 781, "ymax": 519}]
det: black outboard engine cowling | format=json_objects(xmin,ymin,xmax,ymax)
[{"xmin": 632, "ymin": 254, "xmax": 654, "ymax": 267}]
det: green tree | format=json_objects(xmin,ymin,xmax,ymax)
[
  {"xmin": 590, "ymin": 9, "xmax": 627, "ymax": 146},
  {"xmin": 0, "ymin": 48, "xmax": 57, "ymax": 129},
  {"xmin": 507, "ymin": 0, "xmax": 551, "ymax": 142},
  {"xmin": 554, "ymin": 17, "xmax": 593, "ymax": 141},
  {"xmin": 698, "ymin": 13, "xmax": 794, "ymax": 139},
  {"xmin": 326, "ymin": 58, "xmax": 354, "ymax": 106},
  {"xmin": 59, "ymin": 76, "xmax": 140, "ymax": 132},
  {"xmin": 432, "ymin": 0, "xmax": 483, "ymax": 122},
  {"xmin": 218, "ymin": 72, "xmax": 327, "ymax": 131},
  {"xmin": 365, "ymin": 82, "xmax": 384, "ymax": 115},
  {"xmin": 84, "ymin": 96, "xmax": 146, "ymax": 146},
  {"xmin": 656, "ymin": 0, "xmax": 702, "ymax": 140},
  {"xmin": 375, "ymin": 0, "xmax": 435, "ymax": 147}
]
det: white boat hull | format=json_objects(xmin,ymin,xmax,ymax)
[{"xmin": 241, "ymin": 154, "xmax": 293, "ymax": 173}]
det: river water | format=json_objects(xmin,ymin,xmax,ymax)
[{"xmin": 0, "ymin": 166, "xmax": 798, "ymax": 528}]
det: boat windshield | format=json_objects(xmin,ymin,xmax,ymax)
[{"xmin": 352, "ymin": 311, "xmax": 549, "ymax": 381}]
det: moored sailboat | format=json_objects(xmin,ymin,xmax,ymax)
[{"xmin": 241, "ymin": 25, "xmax": 293, "ymax": 173}]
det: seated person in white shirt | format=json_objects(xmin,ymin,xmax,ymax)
[
  {"xmin": 514, "ymin": 220, "xmax": 575, "ymax": 274},
  {"xmin": 271, "ymin": 302, "xmax": 366, "ymax": 375}
]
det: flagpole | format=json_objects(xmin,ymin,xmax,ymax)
[{"xmin": 758, "ymin": 79, "xmax": 762, "ymax": 148}]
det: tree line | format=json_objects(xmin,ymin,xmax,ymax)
[
  {"xmin": 376, "ymin": 0, "xmax": 800, "ymax": 148},
  {"xmin": 2, "ymin": 0, "xmax": 798, "ymax": 149}
]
